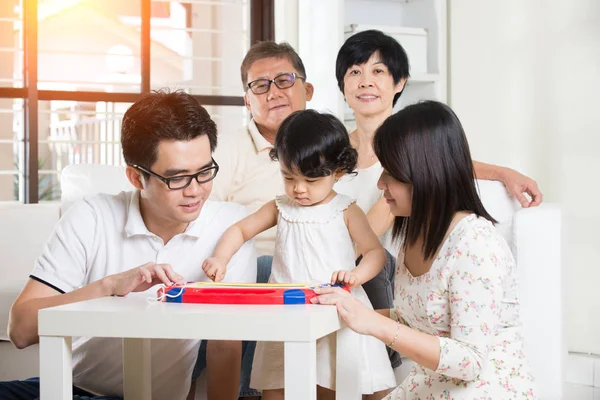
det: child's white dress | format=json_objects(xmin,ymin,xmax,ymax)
[{"xmin": 250, "ymin": 193, "xmax": 397, "ymax": 393}]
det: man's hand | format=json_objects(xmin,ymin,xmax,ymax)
[
  {"xmin": 202, "ymin": 257, "xmax": 227, "ymax": 282},
  {"xmin": 103, "ymin": 262, "xmax": 184, "ymax": 297},
  {"xmin": 330, "ymin": 270, "xmax": 360, "ymax": 288},
  {"xmin": 500, "ymin": 168, "xmax": 543, "ymax": 208}
]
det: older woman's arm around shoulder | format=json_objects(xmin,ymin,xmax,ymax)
[{"xmin": 473, "ymin": 161, "xmax": 543, "ymax": 208}]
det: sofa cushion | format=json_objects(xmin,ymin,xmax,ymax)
[
  {"xmin": 0, "ymin": 202, "xmax": 61, "ymax": 341},
  {"xmin": 60, "ymin": 163, "xmax": 133, "ymax": 213},
  {"xmin": 0, "ymin": 342, "xmax": 39, "ymax": 379},
  {"xmin": 475, "ymin": 179, "xmax": 519, "ymax": 251}
]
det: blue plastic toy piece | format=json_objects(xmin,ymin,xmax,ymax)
[
  {"xmin": 166, "ymin": 287, "xmax": 185, "ymax": 303},
  {"xmin": 283, "ymin": 289, "xmax": 307, "ymax": 304}
]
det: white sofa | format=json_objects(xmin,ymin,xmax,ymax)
[
  {"xmin": 0, "ymin": 165, "xmax": 564, "ymax": 399},
  {"xmin": 0, "ymin": 203, "xmax": 61, "ymax": 380}
]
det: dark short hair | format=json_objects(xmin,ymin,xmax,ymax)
[
  {"xmin": 241, "ymin": 41, "xmax": 307, "ymax": 88},
  {"xmin": 373, "ymin": 100, "xmax": 496, "ymax": 259},
  {"xmin": 336, "ymin": 30, "xmax": 410, "ymax": 107},
  {"xmin": 121, "ymin": 89, "xmax": 217, "ymax": 169},
  {"xmin": 270, "ymin": 110, "xmax": 357, "ymax": 178}
]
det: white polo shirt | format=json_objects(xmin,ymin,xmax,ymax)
[
  {"xmin": 211, "ymin": 119, "xmax": 283, "ymax": 256},
  {"xmin": 31, "ymin": 190, "xmax": 256, "ymax": 400}
]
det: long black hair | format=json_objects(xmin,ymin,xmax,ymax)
[
  {"xmin": 374, "ymin": 100, "xmax": 496, "ymax": 259},
  {"xmin": 270, "ymin": 110, "xmax": 357, "ymax": 178}
]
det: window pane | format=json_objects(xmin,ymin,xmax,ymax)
[
  {"xmin": 204, "ymin": 104, "xmax": 248, "ymax": 137},
  {"xmin": 0, "ymin": 99, "xmax": 24, "ymax": 201},
  {"xmin": 38, "ymin": 100, "xmax": 247, "ymax": 201},
  {"xmin": 150, "ymin": 0, "xmax": 250, "ymax": 96},
  {"xmin": 0, "ymin": 0, "xmax": 23, "ymax": 88},
  {"xmin": 38, "ymin": 100, "xmax": 130, "ymax": 201},
  {"xmin": 38, "ymin": 0, "xmax": 142, "ymax": 92}
]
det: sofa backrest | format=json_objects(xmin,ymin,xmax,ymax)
[
  {"xmin": 475, "ymin": 179, "xmax": 520, "ymax": 250},
  {"xmin": 477, "ymin": 180, "xmax": 563, "ymax": 399},
  {"xmin": 60, "ymin": 164, "xmax": 520, "ymax": 244},
  {"xmin": 60, "ymin": 163, "xmax": 133, "ymax": 213}
]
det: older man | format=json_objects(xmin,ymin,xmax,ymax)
[{"xmin": 211, "ymin": 42, "xmax": 314, "ymax": 257}]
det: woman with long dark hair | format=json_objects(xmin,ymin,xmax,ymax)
[{"xmin": 313, "ymin": 101, "xmax": 537, "ymax": 399}]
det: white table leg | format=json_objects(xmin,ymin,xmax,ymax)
[
  {"xmin": 284, "ymin": 341, "xmax": 317, "ymax": 400},
  {"xmin": 123, "ymin": 338, "xmax": 152, "ymax": 400},
  {"xmin": 40, "ymin": 335, "xmax": 72, "ymax": 400},
  {"xmin": 336, "ymin": 326, "xmax": 362, "ymax": 400}
]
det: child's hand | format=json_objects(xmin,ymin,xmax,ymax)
[
  {"xmin": 331, "ymin": 270, "xmax": 360, "ymax": 288},
  {"xmin": 202, "ymin": 257, "xmax": 227, "ymax": 282}
]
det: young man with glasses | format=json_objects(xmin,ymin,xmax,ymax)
[{"xmin": 1, "ymin": 90, "xmax": 256, "ymax": 400}]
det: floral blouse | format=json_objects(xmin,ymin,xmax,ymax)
[{"xmin": 385, "ymin": 214, "xmax": 537, "ymax": 399}]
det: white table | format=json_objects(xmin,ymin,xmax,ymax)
[{"xmin": 38, "ymin": 295, "xmax": 362, "ymax": 400}]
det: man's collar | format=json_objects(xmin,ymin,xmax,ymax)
[
  {"xmin": 248, "ymin": 119, "xmax": 274, "ymax": 153},
  {"xmin": 125, "ymin": 190, "xmax": 152, "ymax": 237},
  {"xmin": 183, "ymin": 215, "xmax": 204, "ymax": 238},
  {"xmin": 125, "ymin": 190, "xmax": 203, "ymax": 239}
]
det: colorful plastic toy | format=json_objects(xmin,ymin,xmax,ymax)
[{"xmin": 157, "ymin": 282, "xmax": 350, "ymax": 304}]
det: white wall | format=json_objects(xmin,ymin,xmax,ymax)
[
  {"xmin": 274, "ymin": 0, "xmax": 299, "ymax": 50},
  {"xmin": 449, "ymin": 0, "xmax": 600, "ymax": 354},
  {"xmin": 297, "ymin": 0, "xmax": 346, "ymax": 117}
]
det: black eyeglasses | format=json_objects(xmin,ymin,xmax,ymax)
[
  {"xmin": 247, "ymin": 72, "xmax": 305, "ymax": 95},
  {"xmin": 133, "ymin": 159, "xmax": 219, "ymax": 190}
]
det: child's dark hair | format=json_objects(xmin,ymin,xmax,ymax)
[
  {"xmin": 373, "ymin": 100, "xmax": 496, "ymax": 259},
  {"xmin": 270, "ymin": 110, "xmax": 358, "ymax": 178},
  {"xmin": 336, "ymin": 30, "xmax": 410, "ymax": 107}
]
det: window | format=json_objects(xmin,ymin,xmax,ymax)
[{"xmin": 0, "ymin": 0, "xmax": 273, "ymax": 202}]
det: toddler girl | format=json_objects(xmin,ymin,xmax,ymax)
[{"xmin": 202, "ymin": 109, "xmax": 396, "ymax": 399}]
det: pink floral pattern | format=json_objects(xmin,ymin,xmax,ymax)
[{"xmin": 384, "ymin": 215, "xmax": 537, "ymax": 399}]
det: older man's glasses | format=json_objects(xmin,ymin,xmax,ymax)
[
  {"xmin": 247, "ymin": 72, "xmax": 305, "ymax": 95},
  {"xmin": 133, "ymin": 159, "xmax": 219, "ymax": 190}
]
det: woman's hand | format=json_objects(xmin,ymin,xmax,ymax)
[{"xmin": 311, "ymin": 286, "xmax": 384, "ymax": 335}]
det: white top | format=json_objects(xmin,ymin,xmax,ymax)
[
  {"xmin": 251, "ymin": 194, "xmax": 396, "ymax": 393},
  {"xmin": 334, "ymin": 162, "xmax": 398, "ymax": 254},
  {"xmin": 387, "ymin": 215, "xmax": 536, "ymax": 399},
  {"xmin": 31, "ymin": 191, "xmax": 257, "ymax": 400},
  {"xmin": 211, "ymin": 119, "xmax": 282, "ymax": 256},
  {"xmin": 270, "ymin": 194, "xmax": 358, "ymax": 284},
  {"xmin": 334, "ymin": 161, "xmax": 384, "ymax": 213}
]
